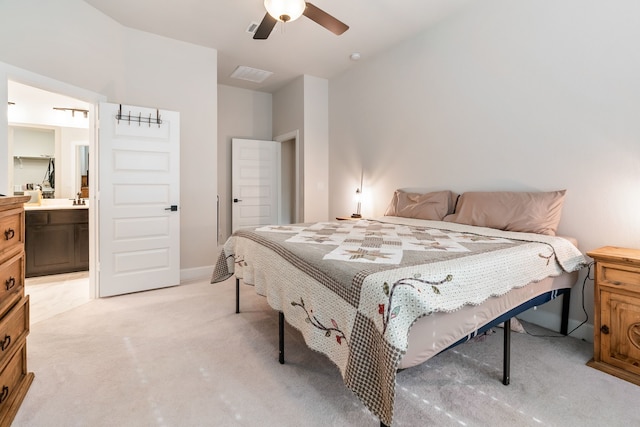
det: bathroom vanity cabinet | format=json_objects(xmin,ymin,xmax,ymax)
[{"xmin": 25, "ymin": 208, "xmax": 89, "ymax": 277}]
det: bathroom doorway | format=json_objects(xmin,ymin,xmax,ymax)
[{"xmin": 5, "ymin": 74, "xmax": 102, "ymax": 319}]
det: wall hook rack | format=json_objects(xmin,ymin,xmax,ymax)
[{"xmin": 116, "ymin": 104, "xmax": 163, "ymax": 127}]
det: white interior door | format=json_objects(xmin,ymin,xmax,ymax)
[
  {"xmin": 232, "ymin": 138, "xmax": 280, "ymax": 232},
  {"xmin": 98, "ymin": 102, "xmax": 180, "ymax": 297}
]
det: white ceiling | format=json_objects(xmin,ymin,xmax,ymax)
[{"xmin": 82, "ymin": 0, "xmax": 473, "ymax": 93}]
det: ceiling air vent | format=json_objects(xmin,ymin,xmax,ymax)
[
  {"xmin": 246, "ymin": 22, "xmax": 260, "ymax": 34},
  {"xmin": 230, "ymin": 65, "xmax": 273, "ymax": 83}
]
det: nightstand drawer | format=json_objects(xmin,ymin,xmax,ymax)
[{"xmin": 600, "ymin": 262, "xmax": 640, "ymax": 292}]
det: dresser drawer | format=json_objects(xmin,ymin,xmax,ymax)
[
  {"xmin": 0, "ymin": 208, "xmax": 24, "ymax": 257},
  {"xmin": 0, "ymin": 345, "xmax": 28, "ymax": 414},
  {"xmin": 0, "ymin": 297, "xmax": 28, "ymax": 369},
  {"xmin": 0, "ymin": 252, "xmax": 24, "ymax": 317}
]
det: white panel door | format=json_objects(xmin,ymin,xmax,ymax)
[
  {"xmin": 232, "ymin": 138, "xmax": 280, "ymax": 232},
  {"xmin": 98, "ymin": 102, "xmax": 180, "ymax": 297}
]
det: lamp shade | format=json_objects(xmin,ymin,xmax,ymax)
[{"xmin": 264, "ymin": 0, "xmax": 306, "ymax": 23}]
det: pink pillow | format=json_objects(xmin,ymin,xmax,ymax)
[
  {"xmin": 443, "ymin": 190, "xmax": 567, "ymax": 235},
  {"xmin": 385, "ymin": 190, "xmax": 456, "ymax": 221}
]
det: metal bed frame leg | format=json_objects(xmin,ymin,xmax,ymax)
[
  {"xmin": 279, "ymin": 312, "xmax": 285, "ymax": 364},
  {"xmin": 235, "ymin": 278, "xmax": 240, "ymax": 314},
  {"xmin": 503, "ymin": 318, "xmax": 511, "ymax": 385},
  {"xmin": 560, "ymin": 289, "xmax": 571, "ymax": 335}
]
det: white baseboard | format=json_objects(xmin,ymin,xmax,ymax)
[
  {"xmin": 518, "ymin": 309, "xmax": 593, "ymax": 343},
  {"xmin": 180, "ymin": 266, "xmax": 213, "ymax": 283}
]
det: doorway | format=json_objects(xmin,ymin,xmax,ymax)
[
  {"xmin": 4, "ymin": 73, "xmax": 102, "ymax": 318},
  {"xmin": 230, "ymin": 132, "xmax": 300, "ymax": 234},
  {"xmin": 275, "ymin": 131, "xmax": 300, "ymax": 224}
]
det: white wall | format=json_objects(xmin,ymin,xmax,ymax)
[
  {"xmin": 273, "ymin": 76, "xmax": 306, "ymax": 219},
  {"xmin": 0, "ymin": 0, "xmax": 218, "ymax": 276},
  {"xmin": 217, "ymin": 84, "xmax": 273, "ymax": 243},
  {"xmin": 302, "ymin": 76, "xmax": 329, "ymax": 222},
  {"xmin": 273, "ymin": 75, "xmax": 329, "ymax": 222},
  {"xmin": 328, "ymin": 0, "xmax": 640, "ymax": 337}
]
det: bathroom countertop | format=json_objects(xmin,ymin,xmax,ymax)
[{"xmin": 24, "ymin": 199, "xmax": 89, "ymax": 210}]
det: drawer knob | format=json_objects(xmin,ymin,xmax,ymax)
[
  {"xmin": 4, "ymin": 277, "xmax": 15, "ymax": 291},
  {"xmin": 0, "ymin": 335, "xmax": 10, "ymax": 352},
  {"xmin": 601, "ymin": 324, "xmax": 610, "ymax": 335},
  {"xmin": 3, "ymin": 229, "xmax": 14, "ymax": 241},
  {"xmin": 0, "ymin": 386, "xmax": 8, "ymax": 404}
]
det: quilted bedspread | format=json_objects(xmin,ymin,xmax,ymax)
[{"xmin": 211, "ymin": 217, "xmax": 587, "ymax": 425}]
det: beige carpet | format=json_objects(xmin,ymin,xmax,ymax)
[{"xmin": 13, "ymin": 277, "xmax": 640, "ymax": 426}]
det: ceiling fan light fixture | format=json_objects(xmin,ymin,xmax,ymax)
[{"xmin": 264, "ymin": 0, "xmax": 306, "ymax": 23}]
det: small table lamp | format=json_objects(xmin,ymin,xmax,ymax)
[{"xmin": 351, "ymin": 188, "xmax": 362, "ymax": 218}]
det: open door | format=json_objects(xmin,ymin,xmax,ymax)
[
  {"xmin": 98, "ymin": 102, "xmax": 180, "ymax": 297},
  {"xmin": 231, "ymin": 138, "xmax": 280, "ymax": 232}
]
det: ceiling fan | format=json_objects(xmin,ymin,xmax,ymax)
[{"xmin": 254, "ymin": 0, "xmax": 349, "ymax": 40}]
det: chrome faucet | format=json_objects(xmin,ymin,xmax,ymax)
[{"xmin": 73, "ymin": 192, "xmax": 86, "ymax": 206}]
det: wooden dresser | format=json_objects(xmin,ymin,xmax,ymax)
[
  {"xmin": 587, "ymin": 246, "xmax": 640, "ymax": 386},
  {"xmin": 0, "ymin": 196, "xmax": 34, "ymax": 425}
]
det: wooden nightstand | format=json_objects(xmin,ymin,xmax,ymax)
[{"xmin": 586, "ymin": 246, "xmax": 640, "ymax": 386}]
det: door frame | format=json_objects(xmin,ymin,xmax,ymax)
[
  {"xmin": 274, "ymin": 130, "xmax": 301, "ymax": 224},
  {"xmin": 1, "ymin": 62, "xmax": 105, "ymax": 298}
]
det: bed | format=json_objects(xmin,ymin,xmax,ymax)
[{"xmin": 211, "ymin": 190, "xmax": 587, "ymax": 426}]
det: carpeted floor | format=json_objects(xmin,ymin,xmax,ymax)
[{"xmin": 13, "ymin": 277, "xmax": 640, "ymax": 426}]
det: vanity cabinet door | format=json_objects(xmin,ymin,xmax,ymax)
[
  {"xmin": 25, "ymin": 224, "xmax": 75, "ymax": 277},
  {"xmin": 74, "ymin": 223, "xmax": 89, "ymax": 269}
]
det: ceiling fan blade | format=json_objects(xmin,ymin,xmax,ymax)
[
  {"xmin": 303, "ymin": 2, "xmax": 349, "ymax": 35},
  {"xmin": 253, "ymin": 12, "xmax": 278, "ymax": 40}
]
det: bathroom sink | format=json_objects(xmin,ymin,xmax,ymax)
[{"xmin": 40, "ymin": 198, "xmax": 75, "ymax": 206}]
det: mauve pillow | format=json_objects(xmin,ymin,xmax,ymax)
[
  {"xmin": 443, "ymin": 190, "xmax": 567, "ymax": 235},
  {"xmin": 385, "ymin": 190, "xmax": 456, "ymax": 221}
]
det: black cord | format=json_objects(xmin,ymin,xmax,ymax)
[{"xmin": 523, "ymin": 261, "xmax": 594, "ymax": 338}]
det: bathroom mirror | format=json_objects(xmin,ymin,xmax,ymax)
[
  {"xmin": 77, "ymin": 145, "xmax": 89, "ymax": 198},
  {"xmin": 10, "ymin": 125, "xmax": 56, "ymax": 197}
]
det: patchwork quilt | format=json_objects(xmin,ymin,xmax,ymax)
[{"xmin": 211, "ymin": 217, "xmax": 587, "ymax": 425}]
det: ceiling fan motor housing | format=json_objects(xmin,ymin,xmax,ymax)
[{"xmin": 264, "ymin": 0, "xmax": 306, "ymax": 23}]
